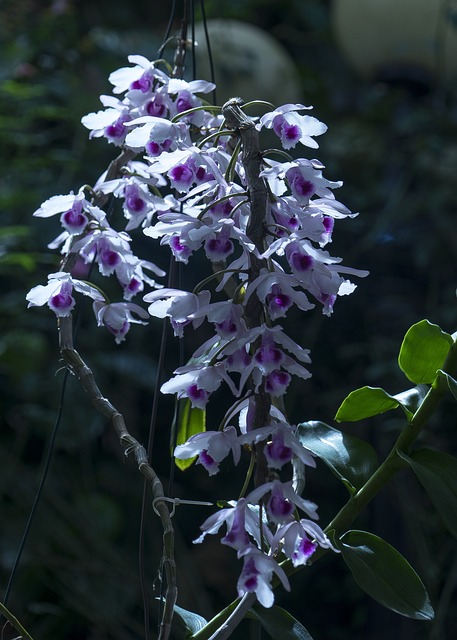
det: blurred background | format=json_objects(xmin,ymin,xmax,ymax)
[{"xmin": 1, "ymin": 1, "xmax": 457, "ymax": 638}]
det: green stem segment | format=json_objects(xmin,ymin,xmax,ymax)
[{"xmin": 0, "ymin": 601, "xmax": 34, "ymax": 640}]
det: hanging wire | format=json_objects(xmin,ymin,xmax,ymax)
[
  {"xmin": 200, "ymin": 0, "xmax": 217, "ymax": 104},
  {"xmin": 2, "ymin": 369, "xmax": 69, "ymax": 611},
  {"xmin": 190, "ymin": 0, "xmax": 197, "ymax": 79},
  {"xmin": 158, "ymin": 0, "xmax": 178, "ymax": 58},
  {"xmin": 1, "ymin": 276, "xmax": 97, "ymax": 613},
  {"xmin": 172, "ymin": 1, "xmax": 189, "ymax": 79},
  {"xmin": 140, "ymin": 5, "xmax": 182, "ymax": 637}
]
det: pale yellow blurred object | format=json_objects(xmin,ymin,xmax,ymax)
[{"xmin": 332, "ymin": 0, "xmax": 457, "ymax": 85}]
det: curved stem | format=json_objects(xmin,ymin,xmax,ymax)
[
  {"xmin": 197, "ymin": 129, "xmax": 236, "ymax": 148},
  {"xmin": 192, "ymin": 269, "xmax": 248, "ymax": 295},
  {"xmin": 197, "ymin": 191, "xmax": 248, "ymax": 221},
  {"xmin": 171, "ymin": 104, "xmax": 221, "ymax": 123},
  {"xmin": 238, "ymin": 452, "xmax": 256, "ymax": 499}
]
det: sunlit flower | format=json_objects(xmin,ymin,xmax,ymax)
[
  {"xmin": 248, "ymin": 480, "xmax": 319, "ymax": 522},
  {"xmin": 174, "ymin": 426, "xmax": 241, "ymax": 475},
  {"xmin": 144, "ymin": 288, "xmax": 210, "ymax": 336},
  {"xmin": 160, "ymin": 364, "xmax": 225, "ymax": 408},
  {"xmin": 271, "ymin": 519, "xmax": 336, "ymax": 567},
  {"xmin": 258, "ymin": 103, "xmax": 327, "ymax": 150},
  {"xmin": 237, "ymin": 545, "xmax": 290, "ymax": 608},
  {"xmin": 194, "ymin": 498, "xmax": 271, "ymax": 549},
  {"xmin": 26, "ymin": 272, "xmax": 104, "ymax": 317},
  {"xmin": 93, "ymin": 300, "xmax": 149, "ymax": 344}
]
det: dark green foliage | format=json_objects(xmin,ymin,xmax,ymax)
[
  {"xmin": 336, "ymin": 530, "xmax": 434, "ymax": 621},
  {"xmin": 296, "ymin": 420, "xmax": 378, "ymax": 492},
  {"xmin": 399, "ymin": 449, "xmax": 457, "ymax": 540},
  {"xmin": 247, "ymin": 605, "xmax": 314, "ymax": 640}
]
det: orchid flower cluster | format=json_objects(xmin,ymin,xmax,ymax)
[{"xmin": 26, "ymin": 54, "xmax": 368, "ymax": 608}]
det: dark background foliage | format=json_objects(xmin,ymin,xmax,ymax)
[{"xmin": 1, "ymin": 1, "xmax": 457, "ymax": 639}]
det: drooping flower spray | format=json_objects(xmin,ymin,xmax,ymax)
[{"xmin": 27, "ymin": 52, "xmax": 367, "ymax": 619}]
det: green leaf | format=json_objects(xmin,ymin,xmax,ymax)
[
  {"xmin": 337, "ymin": 530, "xmax": 434, "ymax": 620},
  {"xmin": 296, "ymin": 421, "xmax": 378, "ymax": 492},
  {"xmin": 174, "ymin": 398, "xmax": 205, "ymax": 471},
  {"xmin": 393, "ymin": 384, "xmax": 429, "ymax": 415},
  {"xmin": 247, "ymin": 605, "xmax": 314, "ymax": 640},
  {"xmin": 335, "ymin": 384, "xmax": 429, "ymax": 424},
  {"xmin": 439, "ymin": 370, "xmax": 457, "ymax": 401},
  {"xmin": 173, "ymin": 603, "xmax": 208, "ymax": 636},
  {"xmin": 335, "ymin": 386, "xmax": 401, "ymax": 422},
  {"xmin": 398, "ymin": 320, "xmax": 453, "ymax": 384},
  {"xmin": 398, "ymin": 448, "xmax": 457, "ymax": 539},
  {"xmin": 156, "ymin": 599, "xmax": 207, "ymax": 639}
]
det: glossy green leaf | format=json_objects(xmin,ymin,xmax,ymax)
[
  {"xmin": 335, "ymin": 386, "xmax": 401, "ymax": 422},
  {"xmin": 439, "ymin": 370, "xmax": 457, "ymax": 401},
  {"xmin": 296, "ymin": 421, "xmax": 378, "ymax": 492},
  {"xmin": 393, "ymin": 384, "xmax": 428, "ymax": 416},
  {"xmin": 398, "ymin": 320, "xmax": 453, "ymax": 384},
  {"xmin": 337, "ymin": 530, "xmax": 434, "ymax": 620},
  {"xmin": 174, "ymin": 398, "xmax": 205, "ymax": 471},
  {"xmin": 156, "ymin": 599, "xmax": 207, "ymax": 639},
  {"xmin": 174, "ymin": 603, "xmax": 208, "ymax": 636},
  {"xmin": 399, "ymin": 448, "xmax": 457, "ymax": 539},
  {"xmin": 247, "ymin": 605, "xmax": 314, "ymax": 640}
]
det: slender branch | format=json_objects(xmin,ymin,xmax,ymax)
[
  {"xmin": 221, "ymin": 99, "xmax": 268, "ymax": 256},
  {"xmin": 58, "ymin": 315, "xmax": 177, "ymax": 640}
]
